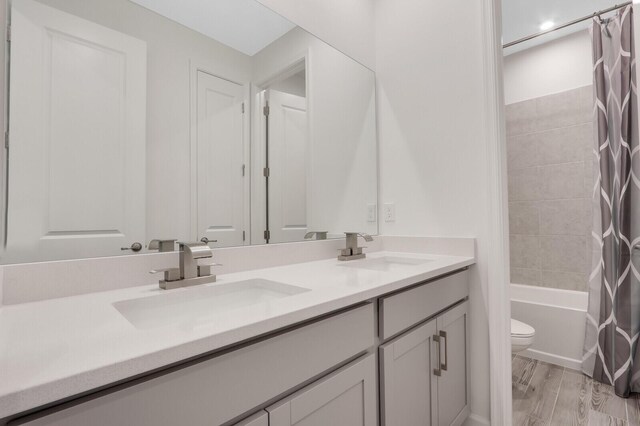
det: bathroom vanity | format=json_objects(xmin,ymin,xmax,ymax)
[
  {"xmin": 0, "ymin": 0, "xmax": 479, "ymax": 425},
  {"xmin": 0, "ymin": 249, "xmax": 473, "ymax": 426}
]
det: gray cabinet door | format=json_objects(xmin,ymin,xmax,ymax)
[
  {"xmin": 380, "ymin": 318, "xmax": 438, "ymax": 426},
  {"xmin": 267, "ymin": 354, "xmax": 377, "ymax": 426},
  {"xmin": 435, "ymin": 301, "xmax": 469, "ymax": 426}
]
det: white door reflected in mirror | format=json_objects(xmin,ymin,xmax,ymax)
[
  {"xmin": 265, "ymin": 89, "xmax": 309, "ymax": 244},
  {"xmin": 6, "ymin": 0, "xmax": 146, "ymax": 262},
  {"xmin": 195, "ymin": 71, "xmax": 248, "ymax": 248}
]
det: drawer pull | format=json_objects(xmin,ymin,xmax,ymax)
[
  {"xmin": 433, "ymin": 335, "xmax": 442, "ymax": 376},
  {"xmin": 440, "ymin": 330, "xmax": 448, "ymax": 371}
]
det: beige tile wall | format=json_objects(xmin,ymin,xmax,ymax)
[{"xmin": 506, "ymin": 85, "xmax": 593, "ymax": 292}]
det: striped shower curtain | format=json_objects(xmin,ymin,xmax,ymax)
[{"xmin": 582, "ymin": 5, "xmax": 640, "ymax": 397}]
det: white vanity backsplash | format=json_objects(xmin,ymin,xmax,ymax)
[{"xmin": 0, "ymin": 236, "xmax": 474, "ymax": 306}]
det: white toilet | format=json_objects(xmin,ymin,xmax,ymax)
[{"xmin": 511, "ymin": 319, "xmax": 535, "ymax": 353}]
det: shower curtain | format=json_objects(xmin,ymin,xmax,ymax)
[{"xmin": 582, "ymin": 5, "xmax": 640, "ymax": 397}]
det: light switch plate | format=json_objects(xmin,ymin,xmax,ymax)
[
  {"xmin": 367, "ymin": 204, "xmax": 377, "ymax": 222},
  {"xmin": 383, "ymin": 203, "xmax": 395, "ymax": 222}
]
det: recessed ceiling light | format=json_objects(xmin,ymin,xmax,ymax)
[{"xmin": 539, "ymin": 20, "xmax": 554, "ymax": 31}]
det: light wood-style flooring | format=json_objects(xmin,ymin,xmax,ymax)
[{"xmin": 512, "ymin": 355, "xmax": 640, "ymax": 425}]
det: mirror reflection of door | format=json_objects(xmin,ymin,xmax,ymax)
[
  {"xmin": 262, "ymin": 71, "xmax": 309, "ymax": 244},
  {"xmin": 2, "ymin": 0, "xmax": 378, "ymax": 263},
  {"xmin": 6, "ymin": 0, "xmax": 146, "ymax": 261},
  {"xmin": 196, "ymin": 71, "xmax": 248, "ymax": 247}
]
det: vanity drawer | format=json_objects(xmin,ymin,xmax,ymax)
[
  {"xmin": 233, "ymin": 411, "xmax": 268, "ymax": 426},
  {"xmin": 13, "ymin": 304, "xmax": 375, "ymax": 426},
  {"xmin": 379, "ymin": 270, "xmax": 468, "ymax": 340}
]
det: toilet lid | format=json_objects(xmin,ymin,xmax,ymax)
[{"xmin": 511, "ymin": 319, "xmax": 535, "ymax": 337}]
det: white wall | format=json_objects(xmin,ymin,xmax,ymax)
[
  {"xmin": 256, "ymin": 0, "xmax": 375, "ymax": 70},
  {"xmin": 0, "ymin": 0, "xmax": 6, "ymax": 247},
  {"xmin": 375, "ymin": 0, "xmax": 492, "ymax": 423},
  {"xmin": 503, "ymin": 29, "xmax": 592, "ymax": 104},
  {"xmin": 33, "ymin": 0, "xmax": 253, "ymax": 244},
  {"xmin": 252, "ymin": 27, "xmax": 377, "ymax": 238}
]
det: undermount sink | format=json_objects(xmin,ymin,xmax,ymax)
[
  {"xmin": 113, "ymin": 279, "xmax": 310, "ymax": 330},
  {"xmin": 339, "ymin": 255, "xmax": 434, "ymax": 271}
]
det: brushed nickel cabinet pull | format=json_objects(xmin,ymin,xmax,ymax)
[
  {"xmin": 440, "ymin": 330, "xmax": 448, "ymax": 371},
  {"xmin": 433, "ymin": 334, "xmax": 442, "ymax": 376}
]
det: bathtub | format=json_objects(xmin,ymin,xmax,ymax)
[{"xmin": 511, "ymin": 284, "xmax": 588, "ymax": 370}]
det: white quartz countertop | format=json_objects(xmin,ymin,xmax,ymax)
[{"xmin": 0, "ymin": 251, "xmax": 474, "ymax": 419}]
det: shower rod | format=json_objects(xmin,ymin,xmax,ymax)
[{"xmin": 503, "ymin": 1, "xmax": 632, "ymax": 49}]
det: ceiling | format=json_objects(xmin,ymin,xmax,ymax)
[
  {"xmin": 129, "ymin": 0, "xmax": 296, "ymax": 56},
  {"xmin": 502, "ymin": 0, "xmax": 621, "ymax": 53}
]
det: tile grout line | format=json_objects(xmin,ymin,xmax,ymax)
[
  {"xmin": 510, "ymin": 233, "xmax": 591, "ymax": 238},
  {"xmin": 506, "ymin": 119, "xmax": 593, "ymax": 138},
  {"xmin": 508, "ymin": 161, "xmax": 590, "ymax": 174},
  {"xmin": 509, "ymin": 196, "xmax": 592, "ymax": 203}
]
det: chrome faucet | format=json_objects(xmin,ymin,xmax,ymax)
[
  {"xmin": 150, "ymin": 241, "xmax": 219, "ymax": 290},
  {"xmin": 338, "ymin": 232, "xmax": 373, "ymax": 261},
  {"xmin": 304, "ymin": 231, "xmax": 328, "ymax": 240}
]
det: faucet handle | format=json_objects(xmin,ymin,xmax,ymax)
[
  {"xmin": 149, "ymin": 267, "xmax": 175, "ymax": 274},
  {"xmin": 149, "ymin": 267, "xmax": 180, "ymax": 282},
  {"xmin": 148, "ymin": 239, "xmax": 177, "ymax": 252},
  {"xmin": 196, "ymin": 259, "xmax": 221, "ymax": 278}
]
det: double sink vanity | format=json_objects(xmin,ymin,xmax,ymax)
[
  {"xmin": 0, "ymin": 238, "xmax": 475, "ymax": 426},
  {"xmin": 0, "ymin": 0, "xmax": 476, "ymax": 424}
]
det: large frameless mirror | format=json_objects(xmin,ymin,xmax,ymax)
[{"xmin": 2, "ymin": 0, "xmax": 378, "ymax": 263}]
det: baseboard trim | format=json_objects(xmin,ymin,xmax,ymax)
[
  {"xmin": 463, "ymin": 413, "xmax": 491, "ymax": 426},
  {"xmin": 521, "ymin": 348, "xmax": 582, "ymax": 371}
]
